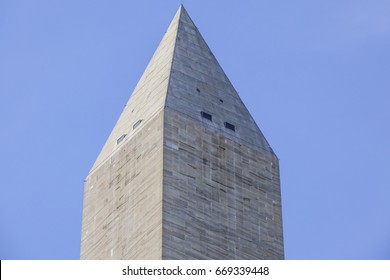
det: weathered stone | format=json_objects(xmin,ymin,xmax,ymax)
[{"xmin": 80, "ymin": 4, "xmax": 284, "ymax": 260}]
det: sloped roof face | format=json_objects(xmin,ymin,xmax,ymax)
[
  {"xmin": 166, "ymin": 6, "xmax": 273, "ymax": 153},
  {"xmin": 90, "ymin": 5, "xmax": 273, "ymax": 173},
  {"xmin": 90, "ymin": 7, "xmax": 180, "ymax": 171}
]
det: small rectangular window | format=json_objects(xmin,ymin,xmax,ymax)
[
  {"xmin": 117, "ymin": 134, "xmax": 126, "ymax": 144},
  {"xmin": 133, "ymin": 119, "xmax": 142, "ymax": 129},
  {"xmin": 224, "ymin": 122, "xmax": 235, "ymax": 131},
  {"xmin": 201, "ymin": 111, "xmax": 212, "ymax": 121}
]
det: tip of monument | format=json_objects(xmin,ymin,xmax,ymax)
[
  {"xmin": 178, "ymin": 3, "xmax": 184, "ymax": 11},
  {"xmin": 175, "ymin": 3, "xmax": 188, "ymax": 18}
]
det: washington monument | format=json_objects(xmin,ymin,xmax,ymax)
[{"xmin": 81, "ymin": 5, "xmax": 284, "ymax": 259}]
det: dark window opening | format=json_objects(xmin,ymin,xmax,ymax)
[
  {"xmin": 117, "ymin": 134, "xmax": 126, "ymax": 144},
  {"xmin": 201, "ymin": 111, "xmax": 212, "ymax": 121},
  {"xmin": 133, "ymin": 119, "xmax": 142, "ymax": 129},
  {"xmin": 224, "ymin": 122, "xmax": 235, "ymax": 131}
]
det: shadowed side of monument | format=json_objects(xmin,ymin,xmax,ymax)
[{"xmin": 162, "ymin": 5, "xmax": 283, "ymax": 259}]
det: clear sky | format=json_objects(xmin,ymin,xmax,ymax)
[{"xmin": 1, "ymin": 0, "xmax": 389, "ymax": 260}]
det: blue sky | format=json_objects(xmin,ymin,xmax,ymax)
[{"xmin": 1, "ymin": 0, "xmax": 389, "ymax": 259}]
